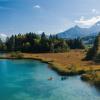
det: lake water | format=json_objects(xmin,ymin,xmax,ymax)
[{"xmin": 0, "ymin": 59, "xmax": 99, "ymax": 100}]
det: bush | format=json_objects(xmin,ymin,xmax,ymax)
[{"xmin": 10, "ymin": 51, "xmax": 23, "ymax": 58}]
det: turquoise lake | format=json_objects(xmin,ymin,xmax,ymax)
[{"xmin": 0, "ymin": 59, "xmax": 99, "ymax": 100}]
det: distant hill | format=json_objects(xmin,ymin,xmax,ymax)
[{"xmin": 57, "ymin": 21, "xmax": 100, "ymax": 39}]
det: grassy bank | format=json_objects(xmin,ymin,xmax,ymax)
[{"xmin": 81, "ymin": 71, "xmax": 100, "ymax": 89}]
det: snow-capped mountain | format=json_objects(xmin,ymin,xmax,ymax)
[
  {"xmin": 0, "ymin": 34, "xmax": 7, "ymax": 42},
  {"xmin": 89, "ymin": 21, "xmax": 100, "ymax": 35},
  {"xmin": 57, "ymin": 21, "xmax": 100, "ymax": 39}
]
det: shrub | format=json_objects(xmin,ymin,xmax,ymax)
[{"xmin": 10, "ymin": 51, "xmax": 23, "ymax": 59}]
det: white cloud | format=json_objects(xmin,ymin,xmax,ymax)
[
  {"xmin": 34, "ymin": 5, "xmax": 40, "ymax": 9},
  {"xmin": 75, "ymin": 16, "xmax": 100, "ymax": 26},
  {"xmin": 92, "ymin": 9, "xmax": 99, "ymax": 14}
]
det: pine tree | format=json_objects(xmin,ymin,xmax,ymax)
[{"xmin": 85, "ymin": 33, "xmax": 100, "ymax": 62}]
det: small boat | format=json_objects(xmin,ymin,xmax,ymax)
[
  {"xmin": 48, "ymin": 77, "xmax": 53, "ymax": 80},
  {"xmin": 61, "ymin": 76, "xmax": 67, "ymax": 80}
]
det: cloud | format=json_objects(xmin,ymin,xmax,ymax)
[
  {"xmin": 92, "ymin": 9, "xmax": 99, "ymax": 14},
  {"xmin": 75, "ymin": 16, "xmax": 100, "ymax": 26},
  {"xmin": 34, "ymin": 5, "xmax": 40, "ymax": 9}
]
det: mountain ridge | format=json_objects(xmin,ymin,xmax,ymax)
[{"xmin": 57, "ymin": 21, "xmax": 100, "ymax": 39}]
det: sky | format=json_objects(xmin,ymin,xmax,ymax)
[{"xmin": 0, "ymin": 0, "xmax": 100, "ymax": 35}]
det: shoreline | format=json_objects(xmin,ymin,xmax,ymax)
[
  {"xmin": 0, "ymin": 55, "xmax": 93, "ymax": 76},
  {"xmin": 0, "ymin": 55, "xmax": 67, "ymax": 75},
  {"xmin": 0, "ymin": 50, "xmax": 100, "ymax": 76}
]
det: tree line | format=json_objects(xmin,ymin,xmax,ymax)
[{"xmin": 0, "ymin": 32, "xmax": 84, "ymax": 53}]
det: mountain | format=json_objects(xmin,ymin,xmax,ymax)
[
  {"xmin": 0, "ymin": 34, "xmax": 7, "ymax": 42},
  {"xmin": 57, "ymin": 25, "xmax": 89, "ymax": 39},
  {"xmin": 57, "ymin": 21, "xmax": 100, "ymax": 39},
  {"xmin": 89, "ymin": 21, "xmax": 100, "ymax": 35}
]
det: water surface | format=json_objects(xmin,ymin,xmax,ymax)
[{"xmin": 0, "ymin": 59, "xmax": 99, "ymax": 100}]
